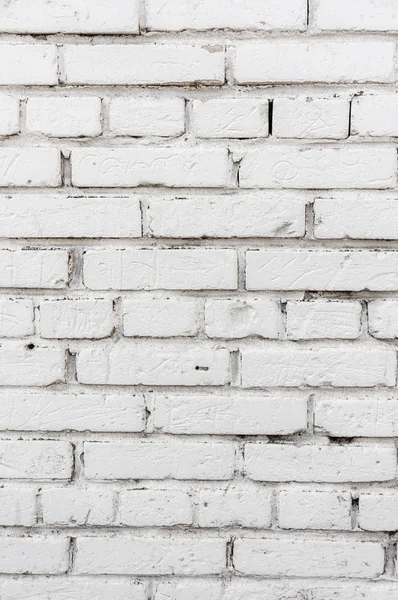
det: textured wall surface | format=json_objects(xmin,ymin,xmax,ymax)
[{"xmin": 0, "ymin": 0, "xmax": 397, "ymax": 598}]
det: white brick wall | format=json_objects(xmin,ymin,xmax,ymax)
[{"xmin": 0, "ymin": 0, "xmax": 397, "ymax": 595}]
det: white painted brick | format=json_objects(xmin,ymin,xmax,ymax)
[
  {"xmin": 278, "ymin": 489, "xmax": 352, "ymax": 530},
  {"xmin": 0, "ymin": 196, "xmax": 141, "ymax": 238},
  {"xmin": 71, "ymin": 148, "xmax": 229, "ymax": 188},
  {"xmin": 0, "ymin": 0, "xmax": 139, "ymax": 33},
  {"xmin": 148, "ymin": 195, "xmax": 306, "ymax": 238},
  {"xmin": 234, "ymin": 538, "xmax": 384, "ymax": 578},
  {"xmin": 245, "ymin": 443, "xmax": 397, "ymax": 482},
  {"xmin": 165, "ymin": 581, "xmax": 398, "ymax": 600},
  {"xmin": 205, "ymin": 298, "xmax": 282, "ymax": 338},
  {"xmin": 239, "ymin": 146, "xmax": 396, "ymax": 188},
  {"xmin": 359, "ymin": 491, "xmax": 398, "ymax": 531},
  {"xmin": 314, "ymin": 0, "xmax": 398, "ymax": 31},
  {"xmin": 314, "ymin": 197, "xmax": 398, "ymax": 240},
  {"xmin": 42, "ymin": 488, "xmax": 114, "ymax": 525},
  {"xmin": 286, "ymin": 300, "xmax": 362, "ymax": 339},
  {"xmin": 197, "ymin": 485, "xmax": 272, "ymax": 528},
  {"xmin": 315, "ymin": 394, "xmax": 398, "ymax": 437},
  {"xmin": 241, "ymin": 345, "xmax": 396, "ymax": 388},
  {"xmin": 0, "ymin": 298, "xmax": 34, "ymax": 337},
  {"xmin": 123, "ymin": 297, "xmax": 199, "ymax": 337},
  {"xmin": 0, "ymin": 487, "xmax": 36, "ymax": 526},
  {"xmin": 84, "ymin": 441, "xmax": 235, "ymax": 480},
  {"xmin": 154, "ymin": 581, "xmax": 223, "ymax": 600},
  {"xmin": 0, "ymin": 344, "xmax": 65, "ymax": 386},
  {"xmin": 0, "ymin": 391, "xmax": 145, "ymax": 432},
  {"xmin": 273, "ymin": 97, "xmax": 349, "ymax": 139},
  {"xmin": 40, "ymin": 299, "xmax": 115, "ymax": 339},
  {"xmin": 0, "ymin": 250, "xmax": 68, "ymax": 288},
  {"xmin": 76, "ymin": 537, "xmax": 226, "ymax": 575},
  {"xmin": 369, "ymin": 300, "xmax": 398, "ymax": 338},
  {"xmin": 153, "ymin": 393, "xmax": 308, "ymax": 435},
  {"xmin": 64, "ymin": 45, "xmax": 225, "ymax": 85},
  {"xmin": 109, "ymin": 98, "xmax": 185, "ymax": 137},
  {"xmin": 0, "ymin": 149, "xmax": 61, "ymax": 187},
  {"xmin": 0, "ymin": 538, "xmax": 69, "ymax": 574},
  {"xmin": 26, "ymin": 97, "xmax": 101, "ymax": 137},
  {"xmin": 77, "ymin": 342, "xmax": 230, "ymax": 386},
  {"xmin": 352, "ymin": 94, "xmax": 398, "ymax": 137},
  {"xmin": 0, "ymin": 96, "xmax": 19, "ymax": 136},
  {"xmin": 146, "ymin": 0, "xmax": 306, "ymax": 31},
  {"xmin": 246, "ymin": 249, "xmax": 398, "ymax": 291},
  {"xmin": 0, "ymin": 579, "xmax": 146, "ymax": 600},
  {"xmin": 83, "ymin": 249, "xmax": 237, "ymax": 290},
  {"xmin": 118, "ymin": 490, "xmax": 193, "ymax": 526},
  {"xmin": 234, "ymin": 42, "xmax": 395, "ymax": 84},
  {"xmin": 192, "ymin": 99, "xmax": 268, "ymax": 138},
  {"xmin": 0, "ymin": 45, "xmax": 57, "ymax": 85},
  {"xmin": 0, "ymin": 441, "xmax": 72, "ymax": 479},
  {"xmin": 167, "ymin": 581, "xmax": 398, "ymax": 600}
]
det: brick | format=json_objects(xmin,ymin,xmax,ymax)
[
  {"xmin": 0, "ymin": 579, "xmax": 146, "ymax": 600},
  {"xmin": 109, "ymin": 98, "xmax": 185, "ymax": 137},
  {"xmin": 197, "ymin": 485, "xmax": 272, "ymax": 528},
  {"xmin": 154, "ymin": 582, "xmax": 223, "ymax": 600},
  {"xmin": 369, "ymin": 300, "xmax": 398, "ymax": 338},
  {"xmin": 0, "ymin": 45, "xmax": 57, "ymax": 85},
  {"xmin": 205, "ymin": 298, "xmax": 282, "ymax": 338},
  {"xmin": 153, "ymin": 393, "xmax": 308, "ymax": 435},
  {"xmin": 234, "ymin": 41, "xmax": 395, "ymax": 84},
  {"xmin": 278, "ymin": 489, "xmax": 351, "ymax": 530},
  {"xmin": 359, "ymin": 491, "xmax": 398, "ymax": 531},
  {"xmin": 0, "ymin": 149, "xmax": 61, "ymax": 187},
  {"xmin": 246, "ymin": 249, "xmax": 398, "ymax": 291},
  {"xmin": 245, "ymin": 443, "xmax": 397, "ymax": 482},
  {"xmin": 0, "ymin": 0, "xmax": 139, "ymax": 33},
  {"xmin": 241, "ymin": 345, "xmax": 395, "ymax": 388},
  {"xmin": 123, "ymin": 297, "xmax": 200, "ymax": 337},
  {"xmin": 352, "ymin": 94, "xmax": 398, "ymax": 137},
  {"xmin": 84, "ymin": 441, "xmax": 235, "ymax": 480},
  {"xmin": 314, "ymin": 0, "xmax": 398, "ymax": 31},
  {"xmin": 239, "ymin": 147, "xmax": 396, "ymax": 188},
  {"xmin": 0, "ymin": 538, "xmax": 69, "ymax": 574},
  {"xmin": 76, "ymin": 537, "xmax": 226, "ymax": 575},
  {"xmin": 0, "ymin": 298, "xmax": 34, "ymax": 337},
  {"xmin": 286, "ymin": 300, "xmax": 362, "ymax": 339},
  {"xmin": 147, "ymin": 195, "xmax": 306, "ymax": 238},
  {"xmin": 0, "ymin": 487, "xmax": 36, "ymax": 526},
  {"xmin": 40, "ymin": 299, "xmax": 115, "ymax": 339},
  {"xmin": 0, "ymin": 196, "xmax": 141, "ymax": 238},
  {"xmin": 0, "ymin": 441, "xmax": 72, "ymax": 479},
  {"xmin": 26, "ymin": 97, "xmax": 101, "ymax": 137},
  {"xmin": 64, "ymin": 45, "xmax": 225, "ymax": 85},
  {"xmin": 234, "ymin": 538, "xmax": 384, "ymax": 578},
  {"xmin": 0, "ymin": 391, "xmax": 145, "ymax": 432},
  {"xmin": 273, "ymin": 97, "xmax": 349, "ymax": 139},
  {"xmin": 0, "ymin": 250, "xmax": 68, "ymax": 288},
  {"xmin": 83, "ymin": 249, "xmax": 237, "ymax": 290},
  {"xmin": 146, "ymin": 0, "xmax": 306, "ymax": 31},
  {"xmin": 42, "ymin": 488, "xmax": 114, "ymax": 525},
  {"xmin": 118, "ymin": 490, "xmax": 193, "ymax": 526},
  {"xmin": 314, "ymin": 197, "xmax": 398, "ymax": 240},
  {"xmin": 0, "ymin": 96, "xmax": 19, "ymax": 136},
  {"xmin": 191, "ymin": 99, "xmax": 268, "ymax": 138},
  {"xmin": 71, "ymin": 148, "xmax": 230, "ymax": 188},
  {"xmin": 314, "ymin": 394, "xmax": 398, "ymax": 437},
  {"xmin": 0, "ymin": 344, "xmax": 65, "ymax": 386},
  {"xmin": 77, "ymin": 342, "xmax": 230, "ymax": 386}
]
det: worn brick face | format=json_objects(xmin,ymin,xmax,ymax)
[{"xmin": 0, "ymin": 0, "xmax": 397, "ymax": 596}]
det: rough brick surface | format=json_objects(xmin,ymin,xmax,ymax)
[{"xmin": 1, "ymin": 0, "xmax": 398, "ymax": 594}]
